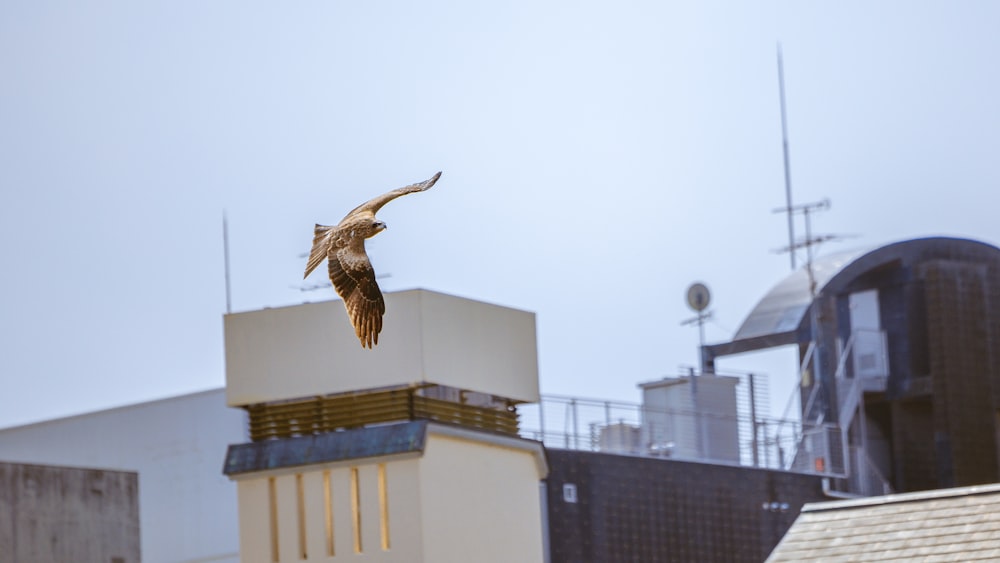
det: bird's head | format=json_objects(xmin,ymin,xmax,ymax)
[{"xmin": 370, "ymin": 220, "xmax": 387, "ymax": 236}]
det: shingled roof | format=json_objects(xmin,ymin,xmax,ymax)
[{"xmin": 766, "ymin": 483, "xmax": 1000, "ymax": 562}]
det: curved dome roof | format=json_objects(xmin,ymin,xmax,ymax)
[
  {"xmin": 733, "ymin": 247, "xmax": 869, "ymax": 341},
  {"xmin": 732, "ymin": 237, "xmax": 1000, "ymax": 343}
]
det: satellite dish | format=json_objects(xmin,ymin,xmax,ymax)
[{"xmin": 686, "ymin": 283, "xmax": 711, "ymax": 312}]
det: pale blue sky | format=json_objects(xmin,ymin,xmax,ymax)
[{"xmin": 2, "ymin": 1, "xmax": 998, "ymax": 427}]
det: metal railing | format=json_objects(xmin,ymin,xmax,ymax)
[{"xmin": 519, "ymin": 379, "xmax": 846, "ymax": 477}]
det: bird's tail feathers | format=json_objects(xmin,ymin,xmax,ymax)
[{"xmin": 304, "ymin": 224, "xmax": 334, "ymax": 279}]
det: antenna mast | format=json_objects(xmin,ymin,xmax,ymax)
[
  {"xmin": 772, "ymin": 200, "xmax": 837, "ymax": 296},
  {"xmin": 682, "ymin": 283, "xmax": 713, "ymax": 370},
  {"xmin": 777, "ymin": 44, "xmax": 796, "ymax": 271},
  {"xmin": 223, "ymin": 212, "xmax": 232, "ymax": 314}
]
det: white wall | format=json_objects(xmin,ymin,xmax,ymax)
[
  {"xmin": 224, "ymin": 289, "xmax": 540, "ymax": 407},
  {"xmin": 234, "ymin": 457, "xmax": 424, "ymax": 563},
  {"xmin": 229, "ymin": 424, "xmax": 546, "ymax": 563},
  {"xmin": 0, "ymin": 388, "xmax": 245, "ymax": 563},
  {"xmin": 419, "ymin": 430, "xmax": 547, "ymax": 563}
]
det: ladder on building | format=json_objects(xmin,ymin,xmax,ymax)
[{"xmin": 784, "ymin": 331, "xmax": 894, "ymax": 496}]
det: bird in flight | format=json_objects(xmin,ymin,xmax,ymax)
[{"xmin": 304, "ymin": 171, "xmax": 442, "ymax": 348}]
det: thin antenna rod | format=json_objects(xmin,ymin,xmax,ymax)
[
  {"xmin": 777, "ymin": 44, "xmax": 796, "ymax": 271},
  {"xmin": 223, "ymin": 211, "xmax": 232, "ymax": 314}
]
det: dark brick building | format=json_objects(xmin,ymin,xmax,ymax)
[
  {"xmin": 545, "ymin": 450, "xmax": 826, "ymax": 563},
  {"xmin": 703, "ymin": 237, "xmax": 1000, "ymax": 494},
  {"xmin": 545, "ymin": 237, "xmax": 1000, "ymax": 562}
]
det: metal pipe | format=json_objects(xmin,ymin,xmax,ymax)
[
  {"xmin": 749, "ymin": 373, "xmax": 760, "ymax": 467},
  {"xmin": 821, "ymin": 477, "xmax": 862, "ymax": 499},
  {"xmin": 537, "ymin": 399, "xmax": 546, "ymax": 446},
  {"xmin": 571, "ymin": 398, "xmax": 579, "ymax": 450}
]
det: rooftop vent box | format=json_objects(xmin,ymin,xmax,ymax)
[{"xmin": 224, "ymin": 289, "xmax": 540, "ymax": 407}]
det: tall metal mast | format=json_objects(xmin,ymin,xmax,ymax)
[
  {"xmin": 223, "ymin": 212, "xmax": 232, "ymax": 314},
  {"xmin": 777, "ymin": 44, "xmax": 796, "ymax": 271}
]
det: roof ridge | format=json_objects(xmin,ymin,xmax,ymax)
[{"xmin": 802, "ymin": 482, "xmax": 1000, "ymax": 513}]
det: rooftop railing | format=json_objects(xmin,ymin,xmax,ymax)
[{"xmin": 519, "ymin": 378, "xmax": 845, "ymax": 477}]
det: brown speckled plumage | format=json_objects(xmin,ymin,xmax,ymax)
[{"xmin": 303, "ymin": 172, "xmax": 441, "ymax": 348}]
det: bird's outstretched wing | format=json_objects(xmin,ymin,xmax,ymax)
[
  {"xmin": 328, "ymin": 245, "xmax": 385, "ymax": 348},
  {"xmin": 342, "ymin": 171, "xmax": 442, "ymax": 220}
]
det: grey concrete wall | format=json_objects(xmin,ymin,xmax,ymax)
[{"xmin": 0, "ymin": 462, "xmax": 140, "ymax": 563}]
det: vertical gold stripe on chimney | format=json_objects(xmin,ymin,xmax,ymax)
[
  {"xmin": 378, "ymin": 463, "xmax": 390, "ymax": 550},
  {"xmin": 295, "ymin": 473, "xmax": 307, "ymax": 559},
  {"xmin": 268, "ymin": 477, "xmax": 280, "ymax": 562},
  {"xmin": 323, "ymin": 470, "xmax": 334, "ymax": 556},
  {"xmin": 350, "ymin": 467, "xmax": 363, "ymax": 553}
]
